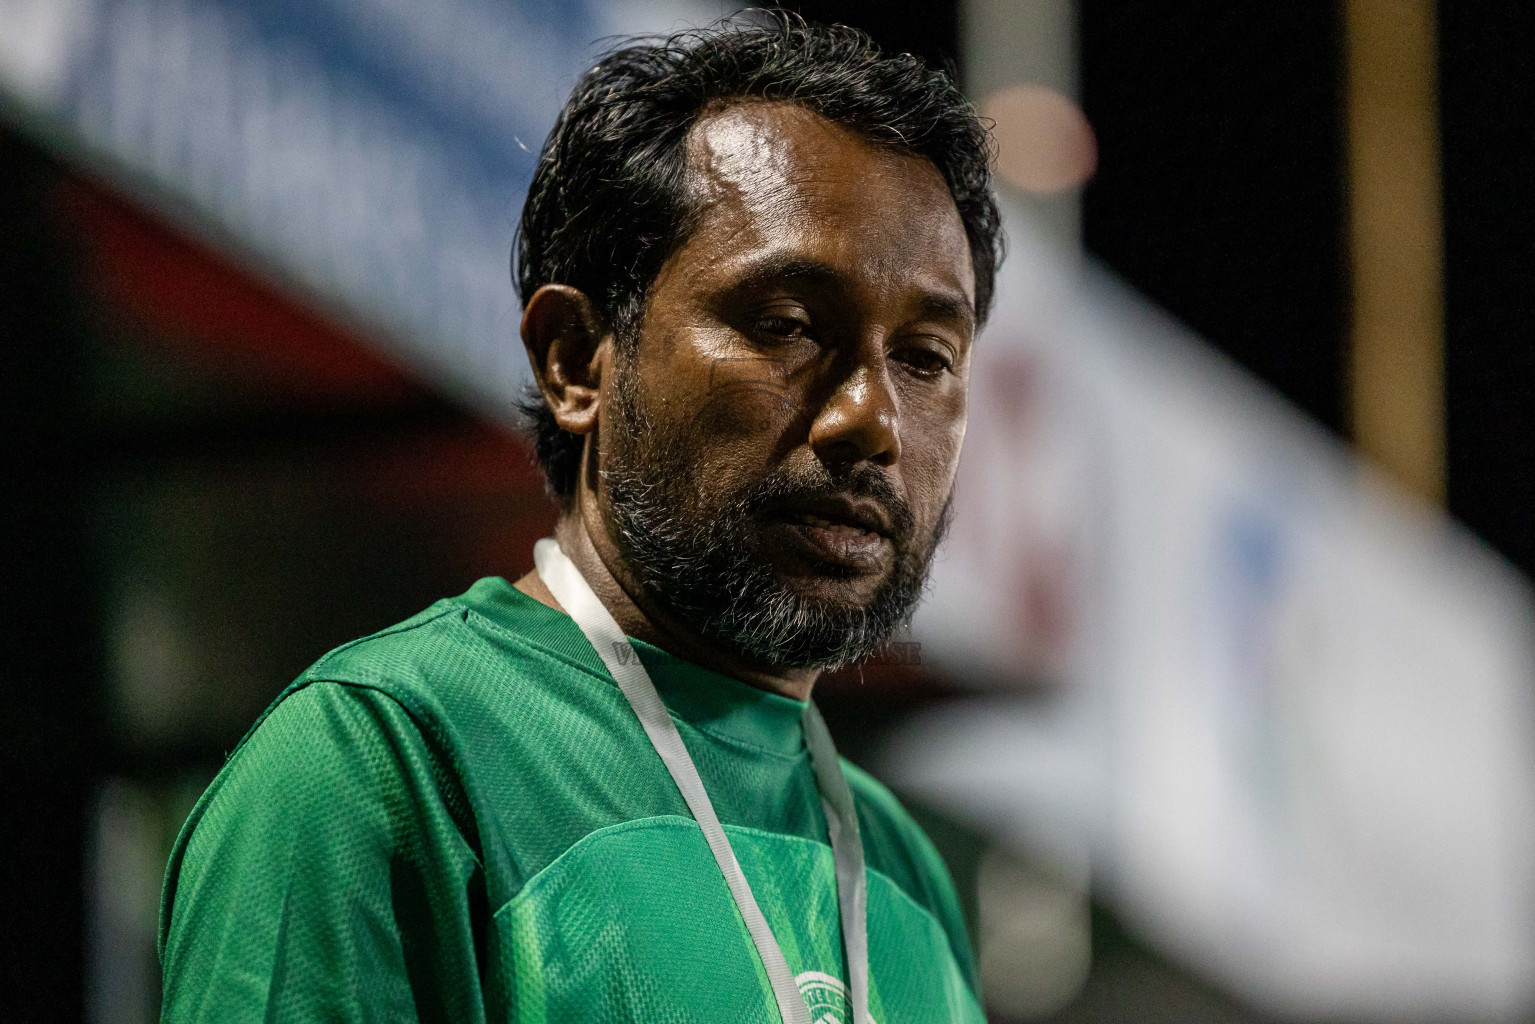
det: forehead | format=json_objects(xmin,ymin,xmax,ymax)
[{"xmin": 676, "ymin": 102, "xmax": 975, "ymax": 303}]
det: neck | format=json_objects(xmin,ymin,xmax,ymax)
[{"xmin": 514, "ymin": 508, "xmax": 821, "ymax": 701}]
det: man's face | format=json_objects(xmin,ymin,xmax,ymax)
[{"xmin": 596, "ymin": 102, "xmax": 975, "ymax": 670}]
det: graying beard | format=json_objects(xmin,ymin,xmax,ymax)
[
  {"xmin": 602, "ymin": 360, "xmax": 947, "ymax": 671},
  {"xmin": 607, "ymin": 472, "xmax": 923, "ymax": 669}
]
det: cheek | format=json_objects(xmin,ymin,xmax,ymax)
[
  {"xmin": 681, "ymin": 374, "xmax": 805, "ymax": 476},
  {"xmin": 901, "ymin": 397, "xmax": 968, "ymax": 517},
  {"xmin": 627, "ymin": 314, "xmax": 801, "ymax": 457},
  {"xmin": 692, "ymin": 387, "xmax": 798, "ymax": 439},
  {"xmin": 606, "ymin": 374, "xmax": 798, "ymax": 507}
]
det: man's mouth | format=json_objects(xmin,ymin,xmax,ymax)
[
  {"xmin": 778, "ymin": 496, "xmax": 894, "ymax": 536},
  {"xmin": 770, "ymin": 498, "xmax": 895, "ymax": 568}
]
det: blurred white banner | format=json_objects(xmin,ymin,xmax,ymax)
[{"xmin": 896, "ymin": 200, "xmax": 1535, "ymax": 1020}]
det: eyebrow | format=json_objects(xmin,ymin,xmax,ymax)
[
  {"xmin": 729, "ymin": 256, "xmax": 843, "ymax": 295},
  {"xmin": 726, "ymin": 255, "xmax": 977, "ymax": 332},
  {"xmin": 913, "ymin": 291, "xmax": 978, "ymax": 333}
]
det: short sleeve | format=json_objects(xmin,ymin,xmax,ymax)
[{"xmin": 158, "ymin": 681, "xmax": 484, "ymax": 1023}]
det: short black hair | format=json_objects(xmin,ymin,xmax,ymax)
[{"xmin": 513, "ymin": 11, "xmax": 1002, "ymax": 499}]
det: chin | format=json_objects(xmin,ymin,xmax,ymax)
[{"xmin": 765, "ymin": 560, "xmax": 890, "ymax": 608}]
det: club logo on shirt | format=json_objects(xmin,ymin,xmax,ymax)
[{"xmin": 795, "ymin": 971, "xmax": 876, "ymax": 1024}]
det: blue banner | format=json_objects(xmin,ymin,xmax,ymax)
[{"xmin": 0, "ymin": 0, "xmax": 723, "ymax": 417}]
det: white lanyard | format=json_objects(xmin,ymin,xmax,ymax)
[{"xmin": 534, "ymin": 538, "xmax": 871, "ymax": 1024}]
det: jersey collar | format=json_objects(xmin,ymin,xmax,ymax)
[{"xmin": 460, "ymin": 576, "xmax": 809, "ymax": 758}]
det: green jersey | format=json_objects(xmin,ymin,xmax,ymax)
[{"xmin": 158, "ymin": 576, "xmax": 984, "ymax": 1022}]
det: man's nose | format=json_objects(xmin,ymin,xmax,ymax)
[{"xmin": 808, "ymin": 358, "xmax": 901, "ymax": 468}]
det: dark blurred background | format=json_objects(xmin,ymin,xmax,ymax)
[{"xmin": 5, "ymin": 1, "xmax": 1535, "ymax": 1020}]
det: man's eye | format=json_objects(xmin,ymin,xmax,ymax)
[
  {"xmin": 755, "ymin": 316, "xmax": 810, "ymax": 339},
  {"xmin": 895, "ymin": 347, "xmax": 952, "ymax": 375}
]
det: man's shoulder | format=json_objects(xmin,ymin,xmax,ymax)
[
  {"xmin": 182, "ymin": 589, "xmax": 510, "ymax": 839},
  {"xmin": 840, "ymin": 756, "xmax": 980, "ymax": 989},
  {"xmin": 296, "ymin": 594, "xmax": 470, "ymax": 702},
  {"xmin": 291, "ymin": 576, "xmax": 593, "ymax": 718},
  {"xmin": 840, "ymin": 758, "xmax": 949, "ymax": 889}
]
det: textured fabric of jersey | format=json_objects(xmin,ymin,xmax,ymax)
[{"xmin": 158, "ymin": 576, "xmax": 985, "ymax": 1023}]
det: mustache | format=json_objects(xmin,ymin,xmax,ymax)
[{"xmin": 739, "ymin": 462, "xmax": 917, "ymax": 545}]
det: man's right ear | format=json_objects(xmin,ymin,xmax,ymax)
[{"xmin": 520, "ymin": 284, "xmax": 609, "ymax": 436}]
